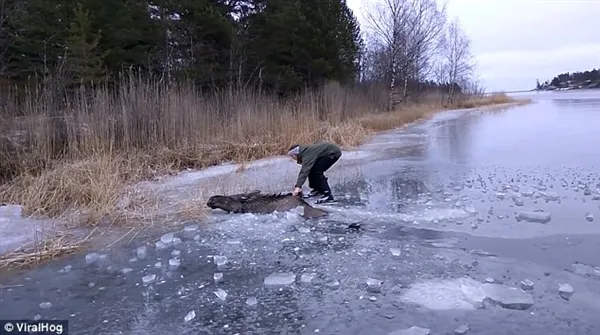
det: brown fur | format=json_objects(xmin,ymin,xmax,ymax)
[{"xmin": 206, "ymin": 190, "xmax": 328, "ymax": 219}]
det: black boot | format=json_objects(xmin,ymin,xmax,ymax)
[
  {"xmin": 303, "ymin": 189, "xmax": 323, "ymax": 198},
  {"xmin": 316, "ymin": 192, "xmax": 335, "ymax": 204}
]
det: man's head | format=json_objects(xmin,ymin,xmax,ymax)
[{"xmin": 287, "ymin": 144, "xmax": 301, "ymax": 163}]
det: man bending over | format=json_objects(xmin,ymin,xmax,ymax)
[{"xmin": 287, "ymin": 142, "xmax": 342, "ymax": 204}]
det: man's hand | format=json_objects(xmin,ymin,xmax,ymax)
[{"xmin": 292, "ymin": 187, "xmax": 302, "ymax": 196}]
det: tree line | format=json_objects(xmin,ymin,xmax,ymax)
[
  {"xmin": 536, "ymin": 69, "xmax": 600, "ymax": 90},
  {"xmin": 1, "ymin": 0, "xmax": 478, "ymax": 109}
]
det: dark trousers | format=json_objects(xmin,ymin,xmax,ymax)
[{"xmin": 308, "ymin": 153, "xmax": 341, "ymax": 195}]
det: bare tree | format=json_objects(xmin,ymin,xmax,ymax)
[
  {"xmin": 362, "ymin": 0, "xmax": 447, "ymax": 110},
  {"xmin": 441, "ymin": 19, "xmax": 475, "ymax": 104}
]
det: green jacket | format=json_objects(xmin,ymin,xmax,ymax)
[{"xmin": 295, "ymin": 142, "xmax": 342, "ymax": 188}]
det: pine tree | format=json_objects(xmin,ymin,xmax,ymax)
[{"xmin": 65, "ymin": 3, "xmax": 107, "ymax": 86}]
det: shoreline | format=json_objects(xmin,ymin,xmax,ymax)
[{"xmin": 0, "ymin": 98, "xmax": 531, "ymax": 270}]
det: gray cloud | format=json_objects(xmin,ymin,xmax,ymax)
[{"xmin": 348, "ymin": 0, "xmax": 600, "ymax": 92}]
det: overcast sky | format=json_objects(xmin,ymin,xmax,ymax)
[{"xmin": 346, "ymin": 0, "xmax": 600, "ymax": 92}]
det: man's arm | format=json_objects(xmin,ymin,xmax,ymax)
[{"xmin": 295, "ymin": 155, "xmax": 317, "ymax": 188}]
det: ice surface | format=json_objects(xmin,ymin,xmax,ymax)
[
  {"xmin": 264, "ymin": 272, "xmax": 296, "ymax": 286},
  {"xmin": 184, "ymin": 310, "xmax": 196, "ymax": 322},
  {"xmin": 0, "ymin": 204, "xmax": 62, "ymax": 255},
  {"xmin": 516, "ymin": 210, "xmax": 552, "ymax": 223}
]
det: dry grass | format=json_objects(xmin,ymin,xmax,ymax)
[
  {"xmin": 0, "ymin": 228, "xmax": 92, "ymax": 270},
  {"xmin": 0, "ymin": 77, "xmax": 524, "ymax": 232}
]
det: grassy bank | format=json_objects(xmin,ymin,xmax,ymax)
[{"xmin": 1, "ymin": 78, "xmax": 523, "ymax": 228}]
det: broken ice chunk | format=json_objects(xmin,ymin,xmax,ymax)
[
  {"xmin": 558, "ymin": 283, "xmax": 574, "ymax": 300},
  {"xmin": 539, "ymin": 191, "xmax": 559, "ymax": 201},
  {"xmin": 513, "ymin": 197, "xmax": 524, "ymax": 206},
  {"xmin": 298, "ymin": 227, "xmax": 311, "ymax": 234},
  {"xmin": 160, "ymin": 233, "xmax": 174, "ymax": 244},
  {"xmin": 184, "ymin": 224, "xmax": 198, "ymax": 232},
  {"xmin": 324, "ymin": 279, "xmax": 341, "ymax": 290},
  {"xmin": 516, "ymin": 211, "xmax": 551, "ymax": 223},
  {"xmin": 389, "ymin": 248, "xmax": 402, "ymax": 256},
  {"xmin": 246, "ymin": 297, "xmax": 258, "ymax": 306},
  {"xmin": 481, "ymin": 283, "xmax": 534, "ymax": 310},
  {"xmin": 585, "ymin": 213, "xmax": 594, "ymax": 222},
  {"xmin": 121, "ymin": 268, "xmax": 133, "ymax": 274},
  {"xmin": 213, "ymin": 256, "xmax": 228, "ymax": 269},
  {"xmin": 142, "ymin": 274, "xmax": 156, "ymax": 285},
  {"xmin": 214, "ymin": 288, "xmax": 228, "ymax": 301},
  {"xmin": 173, "ymin": 237, "xmax": 182, "ymax": 245},
  {"xmin": 154, "ymin": 262, "xmax": 162, "ymax": 268},
  {"xmin": 39, "ymin": 302, "xmax": 52, "ymax": 309},
  {"xmin": 453, "ymin": 324, "xmax": 469, "ymax": 335},
  {"xmin": 169, "ymin": 258, "xmax": 180, "ymax": 269},
  {"xmin": 300, "ymin": 273, "xmax": 317, "ymax": 284},
  {"xmin": 366, "ymin": 278, "xmax": 383, "ymax": 293},
  {"xmin": 520, "ymin": 188, "xmax": 535, "ymax": 197},
  {"xmin": 389, "ymin": 326, "xmax": 431, "ymax": 335},
  {"xmin": 171, "ymin": 250, "xmax": 181, "ymax": 257},
  {"xmin": 264, "ymin": 272, "xmax": 296, "ymax": 286},
  {"xmin": 214, "ymin": 273, "xmax": 223, "ymax": 283},
  {"xmin": 520, "ymin": 279, "xmax": 534, "ymax": 290},
  {"xmin": 184, "ymin": 310, "xmax": 196, "ymax": 322},
  {"xmin": 136, "ymin": 246, "xmax": 147, "ymax": 259},
  {"xmin": 85, "ymin": 253, "xmax": 100, "ymax": 264}
]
